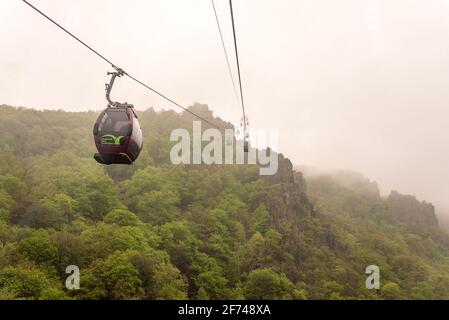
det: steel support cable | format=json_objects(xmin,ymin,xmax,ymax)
[
  {"xmin": 211, "ymin": 0, "xmax": 241, "ymax": 111},
  {"xmin": 228, "ymin": 0, "xmax": 248, "ymax": 135},
  {"xmin": 22, "ymin": 0, "xmax": 222, "ymax": 129}
]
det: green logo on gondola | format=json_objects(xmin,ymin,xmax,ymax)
[{"xmin": 101, "ymin": 135, "xmax": 124, "ymax": 145}]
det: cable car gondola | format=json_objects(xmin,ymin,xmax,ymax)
[
  {"xmin": 93, "ymin": 69, "xmax": 143, "ymax": 165},
  {"xmin": 244, "ymin": 116, "xmax": 250, "ymax": 152}
]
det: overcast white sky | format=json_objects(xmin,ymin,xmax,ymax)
[{"xmin": 1, "ymin": 0, "xmax": 449, "ymax": 218}]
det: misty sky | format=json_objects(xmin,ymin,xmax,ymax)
[{"xmin": 1, "ymin": 0, "xmax": 449, "ymax": 217}]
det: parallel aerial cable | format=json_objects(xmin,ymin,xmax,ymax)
[
  {"xmin": 210, "ymin": 0, "xmax": 241, "ymax": 111},
  {"xmin": 228, "ymin": 0, "xmax": 248, "ymax": 137},
  {"xmin": 22, "ymin": 0, "xmax": 222, "ymax": 129}
]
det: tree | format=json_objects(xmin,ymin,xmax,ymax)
[
  {"xmin": 19, "ymin": 202, "xmax": 63, "ymax": 228},
  {"xmin": 0, "ymin": 174, "xmax": 26, "ymax": 202},
  {"xmin": 30, "ymin": 166, "xmax": 119, "ymax": 221},
  {"xmin": 104, "ymin": 208, "xmax": 141, "ymax": 227},
  {"xmin": 250, "ymin": 204, "xmax": 271, "ymax": 235},
  {"xmin": 0, "ymin": 188, "xmax": 13, "ymax": 222},
  {"xmin": 135, "ymin": 190, "xmax": 180, "ymax": 225},
  {"xmin": 123, "ymin": 166, "xmax": 180, "ymax": 212},
  {"xmin": 381, "ymin": 282, "xmax": 403, "ymax": 300},
  {"xmin": 79, "ymin": 251, "xmax": 142, "ymax": 300},
  {"xmin": 17, "ymin": 229, "xmax": 58, "ymax": 266},
  {"xmin": 194, "ymin": 270, "xmax": 229, "ymax": 300},
  {"xmin": 80, "ymin": 223, "xmax": 150, "ymax": 261},
  {"xmin": 20, "ymin": 194, "xmax": 75, "ymax": 228},
  {"xmin": 0, "ymin": 221, "xmax": 8, "ymax": 245},
  {"xmin": 411, "ymin": 282, "xmax": 435, "ymax": 300},
  {"xmin": 42, "ymin": 193, "xmax": 77, "ymax": 224},
  {"xmin": 159, "ymin": 221, "xmax": 201, "ymax": 275},
  {"xmin": 52, "ymin": 231, "xmax": 87, "ymax": 275},
  {"xmin": 243, "ymin": 268, "xmax": 296, "ymax": 300},
  {"xmin": 130, "ymin": 250, "xmax": 187, "ymax": 300},
  {"xmin": 322, "ymin": 280, "xmax": 344, "ymax": 299},
  {"xmin": 240, "ymin": 229, "xmax": 292, "ymax": 273},
  {"xmin": 196, "ymin": 287, "xmax": 209, "ymax": 300},
  {"xmin": 0, "ymin": 266, "xmax": 65, "ymax": 300},
  {"xmin": 64, "ymin": 170, "xmax": 118, "ymax": 221}
]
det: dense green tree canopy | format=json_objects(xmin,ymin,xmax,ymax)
[{"xmin": 0, "ymin": 104, "xmax": 449, "ymax": 300}]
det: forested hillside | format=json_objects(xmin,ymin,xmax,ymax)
[{"xmin": 0, "ymin": 104, "xmax": 448, "ymax": 300}]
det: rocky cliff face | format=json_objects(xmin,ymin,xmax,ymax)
[
  {"xmin": 298, "ymin": 166, "xmax": 440, "ymax": 229},
  {"xmin": 387, "ymin": 190, "xmax": 438, "ymax": 227},
  {"xmin": 261, "ymin": 154, "xmax": 318, "ymax": 232},
  {"xmin": 261, "ymin": 153, "xmax": 295, "ymax": 185}
]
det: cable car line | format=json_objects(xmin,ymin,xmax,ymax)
[
  {"xmin": 211, "ymin": 0, "xmax": 241, "ymax": 111},
  {"xmin": 228, "ymin": 0, "xmax": 250, "ymax": 152},
  {"xmin": 22, "ymin": 0, "xmax": 222, "ymax": 130},
  {"xmin": 22, "ymin": 0, "xmax": 115, "ymax": 69},
  {"xmin": 228, "ymin": 0, "xmax": 247, "ymax": 135}
]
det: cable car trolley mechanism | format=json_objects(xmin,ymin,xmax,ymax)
[{"xmin": 93, "ymin": 68, "xmax": 143, "ymax": 165}]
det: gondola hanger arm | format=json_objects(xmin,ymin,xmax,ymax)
[{"xmin": 105, "ymin": 69, "xmax": 133, "ymax": 108}]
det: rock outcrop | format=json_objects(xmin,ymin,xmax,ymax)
[{"xmin": 387, "ymin": 190, "xmax": 438, "ymax": 227}]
